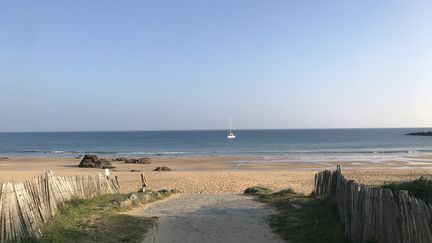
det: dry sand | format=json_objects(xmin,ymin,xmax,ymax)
[
  {"xmin": 3, "ymin": 156, "xmax": 431, "ymax": 243},
  {"xmin": 1, "ymin": 156, "xmax": 432, "ymax": 195}
]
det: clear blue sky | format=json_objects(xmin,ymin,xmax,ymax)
[{"xmin": 1, "ymin": 1, "xmax": 431, "ymax": 132}]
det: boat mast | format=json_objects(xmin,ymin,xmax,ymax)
[{"xmin": 229, "ymin": 118, "xmax": 232, "ymax": 134}]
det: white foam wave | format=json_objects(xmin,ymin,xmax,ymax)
[{"xmin": 117, "ymin": 151, "xmax": 190, "ymax": 155}]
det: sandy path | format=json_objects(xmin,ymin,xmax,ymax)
[{"xmin": 130, "ymin": 194, "xmax": 284, "ymax": 243}]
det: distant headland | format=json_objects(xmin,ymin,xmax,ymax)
[{"xmin": 406, "ymin": 132, "xmax": 432, "ymax": 136}]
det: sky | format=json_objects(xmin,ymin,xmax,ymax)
[{"xmin": 1, "ymin": 0, "xmax": 432, "ymax": 132}]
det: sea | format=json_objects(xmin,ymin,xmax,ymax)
[{"xmin": 1, "ymin": 128, "xmax": 432, "ymax": 163}]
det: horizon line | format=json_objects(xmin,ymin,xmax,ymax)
[{"xmin": 1, "ymin": 126, "xmax": 431, "ymax": 134}]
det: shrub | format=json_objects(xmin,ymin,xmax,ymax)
[{"xmin": 383, "ymin": 176, "xmax": 432, "ymax": 204}]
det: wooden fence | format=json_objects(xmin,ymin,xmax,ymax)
[
  {"xmin": 0, "ymin": 171, "xmax": 120, "ymax": 242},
  {"xmin": 315, "ymin": 166, "xmax": 432, "ymax": 243}
]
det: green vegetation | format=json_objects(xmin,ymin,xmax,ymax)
[
  {"xmin": 383, "ymin": 176, "xmax": 432, "ymax": 204},
  {"xmin": 243, "ymin": 186, "xmax": 273, "ymax": 195},
  {"xmin": 245, "ymin": 187, "xmax": 346, "ymax": 243},
  {"xmin": 38, "ymin": 192, "xmax": 170, "ymax": 243}
]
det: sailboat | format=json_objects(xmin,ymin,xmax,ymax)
[{"xmin": 227, "ymin": 118, "xmax": 236, "ymax": 139}]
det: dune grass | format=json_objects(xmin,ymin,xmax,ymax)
[
  {"xmin": 245, "ymin": 187, "xmax": 346, "ymax": 243},
  {"xmin": 383, "ymin": 176, "xmax": 432, "ymax": 204},
  {"xmin": 37, "ymin": 193, "xmax": 168, "ymax": 243}
]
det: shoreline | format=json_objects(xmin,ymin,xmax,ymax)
[{"xmin": 3, "ymin": 150, "xmax": 432, "ymax": 164}]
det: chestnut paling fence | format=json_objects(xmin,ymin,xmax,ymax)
[
  {"xmin": 315, "ymin": 167, "xmax": 432, "ymax": 243},
  {"xmin": 0, "ymin": 171, "xmax": 120, "ymax": 242}
]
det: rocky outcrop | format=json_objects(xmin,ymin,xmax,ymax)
[
  {"xmin": 78, "ymin": 154, "xmax": 113, "ymax": 168},
  {"xmin": 125, "ymin": 158, "xmax": 151, "ymax": 164},
  {"xmin": 0, "ymin": 157, "xmax": 9, "ymax": 161},
  {"xmin": 154, "ymin": 166, "xmax": 171, "ymax": 171},
  {"xmin": 406, "ymin": 132, "xmax": 432, "ymax": 136},
  {"xmin": 113, "ymin": 157, "xmax": 151, "ymax": 164}
]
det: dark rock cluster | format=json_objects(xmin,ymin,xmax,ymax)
[
  {"xmin": 154, "ymin": 166, "xmax": 171, "ymax": 171},
  {"xmin": 113, "ymin": 157, "xmax": 151, "ymax": 164},
  {"xmin": 78, "ymin": 154, "xmax": 115, "ymax": 169},
  {"xmin": 0, "ymin": 157, "xmax": 9, "ymax": 161},
  {"xmin": 406, "ymin": 132, "xmax": 432, "ymax": 136}
]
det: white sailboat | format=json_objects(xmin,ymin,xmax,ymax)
[{"xmin": 227, "ymin": 118, "xmax": 236, "ymax": 139}]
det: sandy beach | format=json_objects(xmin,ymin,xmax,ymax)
[{"xmin": 2, "ymin": 156, "xmax": 432, "ymax": 195}]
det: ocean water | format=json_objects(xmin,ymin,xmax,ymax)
[{"xmin": 1, "ymin": 128, "xmax": 432, "ymax": 162}]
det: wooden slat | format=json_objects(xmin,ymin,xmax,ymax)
[
  {"xmin": 314, "ymin": 168, "xmax": 432, "ymax": 243},
  {"xmin": 0, "ymin": 171, "xmax": 120, "ymax": 242}
]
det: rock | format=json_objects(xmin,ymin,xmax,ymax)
[
  {"xmin": 78, "ymin": 154, "xmax": 113, "ymax": 168},
  {"xmin": 131, "ymin": 169, "xmax": 142, "ymax": 172},
  {"xmin": 137, "ymin": 158, "xmax": 151, "ymax": 164},
  {"xmin": 406, "ymin": 132, "xmax": 432, "ymax": 136},
  {"xmin": 154, "ymin": 166, "xmax": 171, "ymax": 171},
  {"xmin": 112, "ymin": 195, "xmax": 131, "ymax": 207},
  {"xmin": 114, "ymin": 157, "xmax": 151, "ymax": 164},
  {"xmin": 112, "ymin": 191, "xmax": 173, "ymax": 208},
  {"xmin": 0, "ymin": 157, "xmax": 9, "ymax": 161},
  {"xmin": 139, "ymin": 192, "xmax": 151, "ymax": 201},
  {"xmin": 124, "ymin": 158, "xmax": 151, "ymax": 164},
  {"xmin": 158, "ymin": 189, "xmax": 171, "ymax": 194},
  {"xmin": 129, "ymin": 193, "xmax": 139, "ymax": 201}
]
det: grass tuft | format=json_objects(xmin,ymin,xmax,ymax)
[
  {"xmin": 246, "ymin": 187, "xmax": 346, "ymax": 243},
  {"xmin": 243, "ymin": 186, "xmax": 273, "ymax": 196},
  {"xmin": 38, "ymin": 192, "xmax": 169, "ymax": 243}
]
